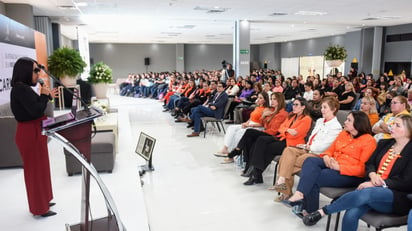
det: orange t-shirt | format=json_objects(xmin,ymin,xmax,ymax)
[
  {"xmin": 249, "ymin": 106, "xmax": 265, "ymax": 123},
  {"xmin": 368, "ymin": 113, "xmax": 379, "ymax": 127}
]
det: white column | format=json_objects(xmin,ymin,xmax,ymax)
[
  {"xmin": 233, "ymin": 20, "xmax": 250, "ymax": 78},
  {"xmin": 371, "ymin": 27, "xmax": 383, "ymax": 76}
]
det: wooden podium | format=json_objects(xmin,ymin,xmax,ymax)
[{"xmin": 42, "ymin": 107, "xmax": 125, "ymax": 231}]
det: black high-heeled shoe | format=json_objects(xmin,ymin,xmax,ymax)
[
  {"xmin": 228, "ymin": 148, "xmax": 242, "ymax": 158},
  {"xmin": 303, "ymin": 210, "xmax": 322, "ymax": 226},
  {"xmin": 40, "ymin": 210, "xmax": 57, "ymax": 217}
]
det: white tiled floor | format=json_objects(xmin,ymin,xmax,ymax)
[{"xmin": 0, "ymin": 94, "xmax": 407, "ymax": 231}]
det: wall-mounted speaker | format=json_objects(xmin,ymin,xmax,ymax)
[{"xmin": 144, "ymin": 57, "xmax": 150, "ymax": 66}]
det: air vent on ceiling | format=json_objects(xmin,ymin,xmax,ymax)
[
  {"xmin": 295, "ymin": 11, "xmax": 326, "ymax": 16},
  {"xmin": 194, "ymin": 6, "xmax": 229, "ymax": 13},
  {"xmin": 270, "ymin": 12, "xmax": 288, "ymax": 16},
  {"xmin": 207, "ymin": 9, "xmax": 226, "ymax": 13},
  {"xmin": 58, "ymin": 5, "xmax": 77, "ymax": 10},
  {"xmin": 362, "ymin": 17, "xmax": 380, "ymax": 21},
  {"xmin": 176, "ymin": 25, "xmax": 196, "ymax": 29},
  {"xmin": 363, "ymin": 16, "xmax": 401, "ymax": 21}
]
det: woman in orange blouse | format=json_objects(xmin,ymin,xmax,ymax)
[
  {"xmin": 216, "ymin": 92, "xmax": 270, "ymax": 160},
  {"xmin": 360, "ymin": 95, "xmax": 379, "ymax": 127},
  {"xmin": 302, "ymin": 114, "xmax": 412, "ymax": 230},
  {"xmin": 216, "ymin": 93, "xmax": 288, "ymax": 167},
  {"xmin": 283, "ymin": 111, "xmax": 377, "ymax": 214},
  {"xmin": 243, "ymin": 97, "xmax": 312, "ymax": 185}
]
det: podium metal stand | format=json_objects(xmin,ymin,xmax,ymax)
[{"xmin": 42, "ymin": 107, "xmax": 126, "ymax": 231}]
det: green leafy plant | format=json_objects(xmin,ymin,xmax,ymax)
[
  {"xmin": 324, "ymin": 45, "xmax": 347, "ymax": 61},
  {"xmin": 48, "ymin": 47, "xmax": 87, "ymax": 78},
  {"xmin": 88, "ymin": 62, "xmax": 113, "ymax": 84}
]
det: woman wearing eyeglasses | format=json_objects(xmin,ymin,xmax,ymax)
[
  {"xmin": 373, "ymin": 95, "xmax": 410, "ymax": 141},
  {"xmin": 282, "ymin": 111, "xmax": 376, "ymax": 215},
  {"xmin": 10, "ymin": 57, "xmax": 58, "ymax": 217},
  {"xmin": 272, "ymin": 97, "xmax": 342, "ymax": 201},
  {"xmin": 302, "ymin": 114, "xmax": 412, "ymax": 231},
  {"xmin": 242, "ymin": 97, "xmax": 312, "ymax": 185}
]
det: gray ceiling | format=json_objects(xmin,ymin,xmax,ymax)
[{"xmin": 4, "ymin": 0, "xmax": 412, "ymax": 44}]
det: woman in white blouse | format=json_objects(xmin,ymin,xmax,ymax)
[{"xmin": 272, "ymin": 96, "xmax": 342, "ymax": 201}]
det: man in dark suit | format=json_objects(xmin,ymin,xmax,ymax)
[{"xmin": 187, "ymin": 82, "xmax": 228, "ymax": 137}]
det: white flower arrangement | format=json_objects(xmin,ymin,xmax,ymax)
[
  {"xmin": 88, "ymin": 62, "xmax": 113, "ymax": 84},
  {"xmin": 91, "ymin": 100, "xmax": 109, "ymax": 113}
]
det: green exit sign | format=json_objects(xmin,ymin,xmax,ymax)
[{"xmin": 240, "ymin": 49, "xmax": 249, "ymax": 54}]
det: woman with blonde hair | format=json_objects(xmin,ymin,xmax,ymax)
[
  {"xmin": 360, "ymin": 95, "xmax": 379, "ymax": 127},
  {"xmin": 303, "ymin": 114, "xmax": 412, "ymax": 230}
]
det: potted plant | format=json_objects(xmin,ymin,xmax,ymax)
[
  {"xmin": 324, "ymin": 44, "xmax": 347, "ymax": 67},
  {"xmin": 48, "ymin": 47, "xmax": 87, "ymax": 86},
  {"xmin": 88, "ymin": 62, "xmax": 113, "ymax": 98}
]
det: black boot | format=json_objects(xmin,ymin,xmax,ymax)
[
  {"xmin": 241, "ymin": 165, "xmax": 254, "ymax": 177},
  {"xmin": 243, "ymin": 168, "xmax": 263, "ymax": 185}
]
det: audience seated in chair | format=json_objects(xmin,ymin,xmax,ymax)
[
  {"xmin": 373, "ymin": 95, "xmax": 410, "ymax": 141},
  {"xmin": 239, "ymin": 97, "xmax": 312, "ymax": 186},
  {"xmin": 224, "ymin": 80, "xmax": 255, "ymax": 124},
  {"xmin": 273, "ymin": 97, "xmax": 342, "ymax": 202},
  {"xmin": 302, "ymin": 114, "xmax": 412, "ymax": 231},
  {"xmin": 215, "ymin": 92, "xmax": 288, "ymax": 168},
  {"xmin": 283, "ymin": 111, "xmax": 376, "ymax": 215},
  {"xmin": 186, "ymin": 82, "xmax": 228, "ymax": 137},
  {"xmin": 359, "ymin": 95, "xmax": 379, "ymax": 127},
  {"xmin": 174, "ymin": 81, "xmax": 212, "ymax": 121},
  {"xmin": 214, "ymin": 92, "xmax": 270, "ymax": 162}
]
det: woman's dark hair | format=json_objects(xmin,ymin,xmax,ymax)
[
  {"xmin": 314, "ymin": 89, "xmax": 325, "ymax": 98},
  {"xmin": 259, "ymin": 91, "xmax": 270, "ymax": 108},
  {"xmin": 289, "ymin": 97, "xmax": 310, "ymax": 119},
  {"xmin": 11, "ymin": 57, "xmax": 37, "ymax": 87},
  {"xmin": 349, "ymin": 111, "xmax": 373, "ymax": 138},
  {"xmin": 304, "ymin": 81, "xmax": 313, "ymax": 89},
  {"xmin": 245, "ymin": 80, "xmax": 253, "ymax": 88},
  {"xmin": 380, "ymin": 81, "xmax": 389, "ymax": 91}
]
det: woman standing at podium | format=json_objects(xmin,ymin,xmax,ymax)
[{"xmin": 10, "ymin": 57, "xmax": 58, "ymax": 217}]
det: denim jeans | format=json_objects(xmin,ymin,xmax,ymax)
[
  {"xmin": 408, "ymin": 209, "xmax": 412, "ymax": 231},
  {"xmin": 297, "ymin": 157, "xmax": 364, "ymax": 213},
  {"xmin": 190, "ymin": 105, "xmax": 214, "ymax": 132},
  {"xmin": 324, "ymin": 187, "xmax": 393, "ymax": 231}
]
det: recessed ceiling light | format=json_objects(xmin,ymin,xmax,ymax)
[{"xmin": 295, "ymin": 11, "xmax": 327, "ymax": 16}]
